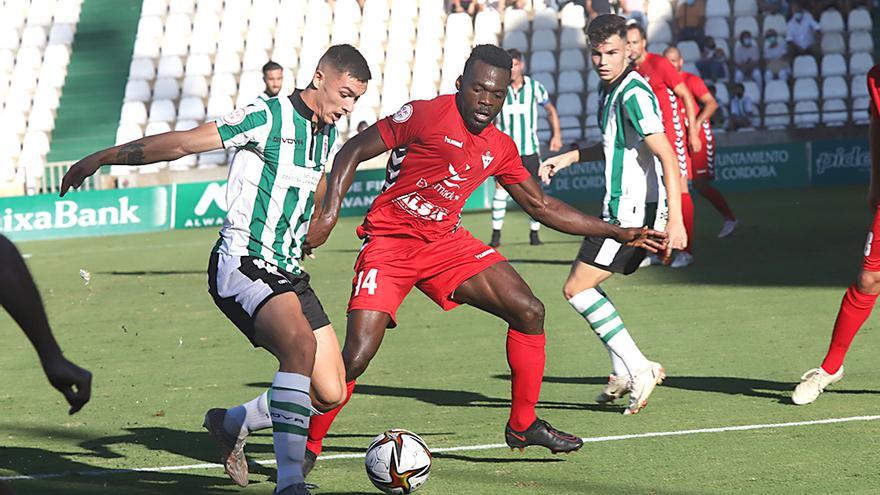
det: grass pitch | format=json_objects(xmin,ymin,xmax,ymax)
[{"xmin": 2, "ymin": 186, "xmax": 879, "ymax": 494}]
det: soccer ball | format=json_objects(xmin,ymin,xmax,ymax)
[{"xmin": 364, "ymin": 429, "xmax": 432, "ymax": 494}]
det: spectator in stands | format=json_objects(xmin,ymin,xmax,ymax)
[
  {"xmin": 786, "ymin": 1, "xmax": 821, "ymax": 59},
  {"xmin": 674, "ymin": 0, "xmax": 706, "ymax": 44},
  {"xmin": 587, "ymin": 0, "xmax": 612, "ymax": 19},
  {"xmin": 763, "ymin": 29, "xmax": 791, "ymax": 81},
  {"xmin": 450, "ymin": 0, "xmax": 480, "ymax": 15},
  {"xmin": 729, "ymin": 83, "xmax": 755, "ymax": 130},
  {"xmin": 619, "ymin": 0, "xmax": 647, "ymax": 26},
  {"xmin": 733, "ymin": 30, "xmax": 762, "ymax": 84},
  {"xmin": 696, "ymin": 37, "xmax": 728, "ymax": 81},
  {"xmin": 759, "ymin": 0, "xmax": 789, "ymax": 16},
  {"xmin": 707, "ymin": 83, "xmax": 727, "ymax": 128},
  {"xmin": 262, "ymin": 61, "xmax": 283, "ymax": 98},
  {"xmin": 449, "ymin": 0, "xmax": 510, "ymax": 15},
  {"xmin": 356, "ymin": 121, "xmax": 369, "ymax": 134}
]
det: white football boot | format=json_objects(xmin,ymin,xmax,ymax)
[
  {"xmin": 595, "ymin": 374, "xmax": 632, "ymax": 404},
  {"xmin": 718, "ymin": 219, "xmax": 738, "ymax": 238},
  {"xmin": 670, "ymin": 252, "xmax": 694, "ymax": 268},
  {"xmin": 792, "ymin": 367, "xmax": 844, "ymax": 405},
  {"xmin": 624, "ymin": 362, "xmax": 666, "ymax": 415}
]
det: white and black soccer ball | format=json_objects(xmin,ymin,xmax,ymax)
[{"xmin": 364, "ymin": 429, "xmax": 432, "ymax": 494}]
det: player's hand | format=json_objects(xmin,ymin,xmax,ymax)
[
  {"xmin": 549, "ymin": 134, "xmax": 563, "ymax": 152},
  {"xmin": 539, "ymin": 153, "xmax": 575, "ymax": 185},
  {"xmin": 41, "ymin": 355, "xmax": 92, "ymax": 415},
  {"xmin": 60, "ymin": 156, "xmax": 102, "ymax": 197},
  {"xmin": 688, "ymin": 127, "xmax": 702, "ymax": 154},
  {"xmin": 615, "ymin": 226, "xmax": 668, "ymax": 254},
  {"xmin": 662, "ymin": 220, "xmax": 688, "ymax": 263},
  {"xmin": 305, "ymin": 214, "xmax": 336, "ymax": 253}
]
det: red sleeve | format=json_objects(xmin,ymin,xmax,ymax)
[
  {"xmin": 869, "ymin": 65, "xmax": 880, "ymax": 119},
  {"xmin": 375, "ymin": 100, "xmax": 430, "ymax": 149},
  {"xmin": 658, "ymin": 57, "xmax": 683, "ymax": 89},
  {"xmin": 685, "ymin": 72, "xmax": 709, "ymax": 100},
  {"xmin": 494, "ymin": 135, "xmax": 532, "ymax": 186}
]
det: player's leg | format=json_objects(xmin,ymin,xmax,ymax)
[
  {"xmin": 451, "ymin": 262, "xmax": 583, "ymax": 453},
  {"xmin": 522, "ymin": 154, "xmax": 543, "ymax": 245},
  {"xmin": 794, "ymin": 211, "xmax": 880, "ymax": 404},
  {"xmin": 490, "ymin": 183, "xmax": 508, "ymax": 247},
  {"xmin": 693, "ymin": 177, "xmax": 737, "ymax": 237}
]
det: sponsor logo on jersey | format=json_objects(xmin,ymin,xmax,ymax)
[
  {"xmin": 392, "ymin": 104, "xmax": 413, "ymax": 123},
  {"xmin": 481, "ymin": 151, "xmax": 494, "ymax": 169},
  {"xmin": 272, "ymin": 136, "xmax": 305, "ymax": 145},
  {"xmin": 442, "ymin": 163, "xmax": 469, "ymax": 189},
  {"xmin": 475, "ymin": 248, "xmax": 496, "ymax": 260},
  {"xmin": 416, "ymin": 178, "xmax": 429, "ymax": 188},
  {"xmin": 444, "ymin": 136, "xmax": 463, "ymax": 148},
  {"xmin": 222, "ymin": 108, "xmax": 247, "ymax": 126},
  {"xmin": 392, "ymin": 192, "xmax": 449, "ymax": 222}
]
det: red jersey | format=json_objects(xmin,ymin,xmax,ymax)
[
  {"xmin": 635, "ymin": 52, "xmax": 683, "ymax": 124},
  {"xmin": 364, "ymin": 94, "xmax": 530, "ymax": 241},
  {"xmin": 868, "ymin": 64, "xmax": 880, "ymax": 119},
  {"xmin": 681, "ymin": 71, "xmax": 711, "ymax": 130}
]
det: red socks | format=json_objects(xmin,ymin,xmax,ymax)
[
  {"xmin": 821, "ymin": 285, "xmax": 878, "ymax": 374},
  {"xmin": 698, "ymin": 185, "xmax": 735, "ymax": 221},
  {"xmin": 306, "ymin": 380, "xmax": 356, "ymax": 456},
  {"xmin": 681, "ymin": 193, "xmax": 695, "ymax": 254},
  {"xmin": 506, "ymin": 329, "xmax": 546, "ymax": 431}
]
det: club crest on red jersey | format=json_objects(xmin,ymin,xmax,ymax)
[
  {"xmin": 392, "ymin": 104, "xmax": 413, "ymax": 123},
  {"xmin": 481, "ymin": 151, "xmax": 494, "ymax": 169}
]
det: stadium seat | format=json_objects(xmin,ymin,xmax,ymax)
[
  {"xmin": 820, "ymin": 33, "xmax": 846, "ymax": 55},
  {"xmin": 174, "ymin": 119, "xmax": 198, "ymax": 131},
  {"xmin": 559, "ymin": 28, "xmax": 586, "ymax": 50},
  {"xmin": 206, "ymin": 94, "xmax": 234, "ymax": 119},
  {"xmin": 743, "ymin": 80, "xmax": 761, "ymax": 104},
  {"xmin": 560, "ymin": 3, "xmax": 586, "ymax": 29},
  {"xmin": 16, "ymin": 46, "xmax": 43, "ymax": 71},
  {"xmin": 706, "ymin": 0, "xmax": 731, "ymax": 17},
  {"xmin": 677, "ymin": 41, "xmax": 700, "ymax": 64},
  {"xmin": 648, "ymin": 0, "xmax": 674, "ymax": 20},
  {"xmin": 210, "ymin": 73, "xmax": 238, "ymax": 97},
  {"xmin": 153, "ymin": 77, "xmax": 180, "ymax": 100},
  {"xmin": 26, "ymin": 108, "xmax": 55, "ymax": 132},
  {"xmin": 821, "ymin": 54, "xmax": 847, "ymax": 77},
  {"xmin": 183, "ymin": 54, "xmax": 211, "ymax": 78},
  {"xmin": 124, "ymin": 80, "xmax": 152, "ymax": 102},
  {"xmin": 169, "ymin": 0, "xmax": 196, "ymax": 14},
  {"xmin": 851, "ymin": 74, "xmax": 868, "ymax": 99},
  {"xmin": 587, "ymin": 70, "xmax": 601, "ymax": 92},
  {"xmin": 559, "ymin": 116, "xmax": 582, "ymax": 142},
  {"xmin": 148, "ymin": 99, "xmax": 176, "ymax": 123},
  {"xmin": 853, "ymin": 96, "xmax": 871, "ymax": 124},
  {"xmin": 532, "ymin": 71, "xmax": 556, "ymax": 95},
  {"xmin": 820, "ymin": 9, "xmax": 845, "ymax": 33},
  {"xmin": 792, "ymin": 78, "xmax": 819, "ymax": 101},
  {"xmin": 558, "ymin": 49, "xmax": 586, "ymax": 71},
  {"xmin": 556, "ymin": 93, "xmax": 582, "ymax": 117},
  {"xmin": 557, "ymin": 71, "xmax": 584, "ymax": 93},
  {"xmin": 763, "ymin": 80, "xmax": 790, "ymax": 104},
  {"xmin": 763, "ymin": 102, "xmax": 790, "ymax": 129},
  {"xmin": 762, "ymin": 14, "xmax": 786, "ymax": 36},
  {"xmin": 136, "ymin": 16, "xmax": 164, "ymax": 41},
  {"xmin": 157, "ymin": 56, "xmax": 184, "ymax": 78},
  {"xmin": 214, "ymin": 51, "xmax": 241, "ymax": 74},
  {"xmin": 20, "ymin": 26, "xmax": 47, "ymax": 48},
  {"xmin": 362, "ymin": 0, "xmax": 390, "ymax": 25},
  {"xmin": 178, "ymin": 97, "xmax": 206, "ymax": 120},
  {"xmin": 585, "ymin": 91, "xmax": 600, "ymax": 114},
  {"xmin": 33, "ymin": 85, "xmax": 60, "ymax": 110},
  {"xmin": 647, "ymin": 21, "xmax": 673, "ymax": 45},
  {"xmin": 474, "ymin": 9, "xmax": 502, "ymax": 38},
  {"xmin": 822, "ymin": 76, "xmax": 848, "ymax": 100},
  {"xmin": 848, "ymin": 8, "xmax": 873, "ymax": 32},
  {"xmin": 242, "ymin": 48, "xmax": 269, "ymax": 72},
  {"xmin": 530, "ymin": 51, "xmax": 556, "ymax": 73},
  {"xmin": 532, "ymin": 8, "xmax": 558, "ymax": 31},
  {"xmin": 120, "ymin": 101, "xmax": 148, "ymax": 125},
  {"xmin": 21, "ymin": 131, "xmax": 49, "ymax": 156},
  {"xmin": 0, "ymin": 29, "xmax": 20, "ymax": 51},
  {"xmin": 733, "ymin": 16, "xmax": 759, "ymax": 38},
  {"xmin": 132, "ymin": 37, "xmax": 160, "ymax": 58},
  {"xmin": 503, "ymin": 7, "xmax": 529, "ymax": 32},
  {"xmin": 54, "ymin": 0, "xmax": 82, "ymax": 24},
  {"xmin": 446, "ymin": 13, "xmax": 474, "ymax": 41},
  {"xmin": 145, "ymin": 121, "xmax": 172, "ymax": 136},
  {"xmin": 531, "ymin": 29, "xmax": 557, "ymax": 52},
  {"xmin": 792, "ymin": 56, "xmax": 818, "ymax": 78},
  {"xmin": 198, "ymin": 149, "xmax": 228, "ymax": 167},
  {"xmin": 500, "ymin": 31, "xmax": 526, "ymax": 52},
  {"xmin": 704, "ymin": 17, "xmax": 731, "ymax": 40},
  {"xmin": 821, "ymin": 99, "xmax": 848, "ymax": 126},
  {"xmin": 733, "ymin": 0, "xmax": 758, "ymax": 16},
  {"xmin": 793, "ymin": 101, "xmax": 819, "ymax": 127},
  {"xmin": 849, "ymin": 31, "xmax": 873, "ymax": 54}
]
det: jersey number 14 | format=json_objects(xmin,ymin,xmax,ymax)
[{"xmin": 354, "ymin": 268, "xmax": 379, "ymax": 296}]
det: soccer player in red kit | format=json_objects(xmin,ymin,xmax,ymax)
[
  {"xmin": 627, "ymin": 24, "xmax": 700, "ymax": 268},
  {"xmin": 664, "ymin": 47, "xmax": 738, "ymax": 240},
  {"xmin": 297, "ymin": 45, "xmax": 667, "ymax": 474},
  {"xmin": 792, "ymin": 64, "xmax": 880, "ymax": 405}
]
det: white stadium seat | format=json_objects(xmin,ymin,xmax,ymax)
[
  {"xmin": 762, "ymin": 14, "xmax": 786, "ymax": 35},
  {"xmin": 821, "ymin": 54, "xmax": 847, "ymax": 77},
  {"xmin": 555, "ymin": 93, "xmax": 583, "ymax": 117},
  {"xmin": 677, "ymin": 41, "xmax": 700, "ymax": 64},
  {"xmin": 206, "ymin": 94, "xmax": 234, "ymax": 119},
  {"xmin": 848, "ymin": 8, "xmax": 873, "ymax": 32},
  {"xmin": 560, "ymin": 3, "xmax": 586, "ymax": 29},
  {"xmin": 647, "ymin": 21, "xmax": 673, "ymax": 45},
  {"xmin": 210, "ymin": 72, "xmax": 238, "ymax": 97},
  {"xmin": 763, "ymin": 102, "xmax": 789, "ymax": 129},
  {"xmin": 733, "ymin": 0, "xmax": 758, "ymax": 16},
  {"xmin": 849, "ymin": 31, "xmax": 873, "ymax": 54},
  {"xmin": 532, "ymin": 71, "xmax": 555, "ymax": 95},
  {"xmin": 763, "ymin": 80, "xmax": 790, "ymax": 104},
  {"xmin": 502, "ymin": 31, "xmax": 528, "ymax": 52},
  {"xmin": 558, "ymin": 49, "xmax": 586, "ymax": 71},
  {"xmin": 185, "ymin": 54, "xmax": 213, "ymax": 77},
  {"xmin": 793, "ymin": 101, "xmax": 819, "ymax": 127},
  {"xmin": 503, "ymin": 7, "xmax": 529, "ymax": 32},
  {"xmin": 792, "ymin": 56, "xmax": 818, "ymax": 78},
  {"xmin": 148, "ymin": 99, "xmax": 176, "ymax": 122},
  {"xmin": 793, "ymin": 78, "xmax": 819, "ymax": 101},
  {"xmin": 124, "ymin": 79, "xmax": 151, "ymax": 101},
  {"xmin": 820, "ymin": 33, "xmax": 846, "ymax": 55},
  {"xmin": 820, "ymin": 9, "xmax": 845, "ymax": 33},
  {"xmin": 531, "ymin": 29, "xmax": 556, "ymax": 52},
  {"xmin": 559, "ymin": 28, "xmax": 586, "ymax": 50},
  {"xmin": 706, "ymin": 0, "xmax": 731, "ymax": 17},
  {"xmin": 557, "ymin": 70, "xmax": 584, "ymax": 93},
  {"xmin": 853, "ymin": 96, "xmax": 871, "ymax": 124},
  {"xmin": 27, "ymin": 108, "xmax": 55, "ymax": 132},
  {"xmin": 153, "ymin": 77, "xmax": 181, "ymax": 100},
  {"xmin": 532, "ymin": 8, "xmax": 557, "ymax": 31},
  {"xmin": 530, "ymin": 51, "xmax": 556, "ymax": 73},
  {"xmin": 178, "ymin": 96, "xmax": 206, "ymax": 120},
  {"xmin": 145, "ymin": 121, "xmax": 172, "ymax": 136},
  {"xmin": 115, "ymin": 123, "xmax": 144, "ymax": 145},
  {"xmin": 851, "ymin": 74, "xmax": 868, "ymax": 99},
  {"xmin": 733, "ymin": 16, "xmax": 759, "ymax": 38},
  {"xmin": 141, "ymin": 0, "xmax": 169, "ymax": 17},
  {"xmin": 156, "ymin": 56, "xmax": 184, "ymax": 78},
  {"xmin": 821, "ymin": 99, "xmax": 848, "ymax": 126},
  {"xmin": 648, "ymin": 0, "xmax": 674, "ymax": 20},
  {"xmin": 822, "ymin": 76, "xmax": 848, "ymax": 100},
  {"xmin": 704, "ymin": 17, "xmax": 731, "ymax": 40},
  {"xmin": 120, "ymin": 101, "xmax": 148, "ymax": 125},
  {"xmin": 743, "ymin": 80, "xmax": 761, "ymax": 103}
]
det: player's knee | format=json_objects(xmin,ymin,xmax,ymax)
[
  {"xmin": 856, "ymin": 271, "xmax": 880, "ymax": 294},
  {"xmin": 312, "ymin": 383, "xmax": 346, "ymax": 412},
  {"xmin": 562, "ymin": 280, "xmax": 584, "ymax": 300},
  {"xmin": 511, "ymin": 296, "xmax": 545, "ymax": 331},
  {"xmin": 342, "ymin": 348, "xmax": 372, "ymax": 382}
]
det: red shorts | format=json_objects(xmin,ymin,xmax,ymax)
[
  {"xmin": 690, "ymin": 121, "xmax": 715, "ymax": 180},
  {"xmin": 347, "ymin": 229, "xmax": 507, "ymax": 326},
  {"xmin": 863, "ymin": 208, "xmax": 880, "ymax": 272}
]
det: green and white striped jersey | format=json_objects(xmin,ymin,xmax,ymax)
[
  {"xmin": 597, "ymin": 69, "xmax": 667, "ymax": 228},
  {"xmin": 213, "ymin": 90, "xmax": 339, "ymax": 273},
  {"xmin": 495, "ymin": 75, "xmax": 549, "ymax": 157}
]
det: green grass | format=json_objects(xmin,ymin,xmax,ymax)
[{"xmin": 2, "ymin": 186, "xmax": 879, "ymax": 494}]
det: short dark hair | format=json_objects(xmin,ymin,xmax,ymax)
[
  {"xmin": 318, "ymin": 44, "xmax": 372, "ymax": 82},
  {"xmin": 587, "ymin": 14, "xmax": 629, "ymax": 47},
  {"xmin": 625, "ymin": 22, "xmax": 647, "ymax": 41},
  {"xmin": 262, "ymin": 61, "xmax": 283, "ymax": 74},
  {"xmin": 463, "ymin": 44, "xmax": 513, "ymax": 76},
  {"xmin": 507, "ymin": 48, "xmax": 523, "ymax": 61}
]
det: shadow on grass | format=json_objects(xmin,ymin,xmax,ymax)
[{"xmin": 98, "ymin": 270, "xmax": 205, "ymax": 276}]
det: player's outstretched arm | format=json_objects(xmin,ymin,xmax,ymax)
[
  {"xmin": 644, "ymin": 132, "xmax": 687, "ymax": 259},
  {"xmin": 307, "ymin": 125, "xmax": 389, "ymax": 249},
  {"xmin": 696, "ymin": 92, "xmax": 719, "ymax": 127},
  {"xmin": 60, "ymin": 123, "xmax": 224, "ymax": 196},
  {"xmin": 538, "ymin": 144, "xmax": 603, "ymax": 185},
  {"xmin": 504, "ymin": 178, "xmax": 667, "ymax": 253},
  {"xmin": 0, "ymin": 235, "xmax": 92, "ymax": 414}
]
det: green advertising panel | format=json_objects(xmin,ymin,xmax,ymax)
[
  {"xmin": 714, "ymin": 141, "xmax": 809, "ymax": 191},
  {"xmin": 811, "ymin": 137, "xmax": 871, "ymax": 186},
  {"xmin": 338, "ymin": 168, "xmax": 387, "ymax": 217},
  {"xmin": 173, "ymin": 181, "xmax": 227, "ymax": 229},
  {"xmin": 541, "ymin": 160, "xmax": 605, "ymax": 207},
  {"xmin": 0, "ymin": 186, "xmax": 170, "ymax": 242}
]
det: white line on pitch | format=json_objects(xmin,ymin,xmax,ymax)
[{"xmin": 3, "ymin": 414, "xmax": 878, "ymax": 482}]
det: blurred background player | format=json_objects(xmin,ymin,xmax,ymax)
[
  {"xmin": 626, "ymin": 23, "xmax": 700, "ymax": 268},
  {"xmin": 60, "ymin": 44, "xmax": 370, "ymax": 495},
  {"xmin": 792, "ymin": 64, "xmax": 880, "ymax": 405},
  {"xmin": 489, "ymin": 48, "xmax": 563, "ymax": 248},
  {"xmin": 539, "ymin": 14, "xmax": 686, "ymax": 415},
  {"xmin": 664, "ymin": 47, "xmax": 738, "ymax": 239},
  {"xmin": 1, "ymin": 234, "xmax": 92, "ymax": 415},
  {"xmin": 261, "ymin": 60, "xmax": 284, "ymax": 99}
]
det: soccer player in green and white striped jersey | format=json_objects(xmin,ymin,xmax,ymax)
[
  {"xmin": 539, "ymin": 15, "xmax": 687, "ymax": 415},
  {"xmin": 60, "ymin": 45, "xmax": 371, "ymax": 495},
  {"xmin": 261, "ymin": 60, "xmax": 284, "ymax": 100},
  {"xmin": 489, "ymin": 48, "xmax": 562, "ymax": 247}
]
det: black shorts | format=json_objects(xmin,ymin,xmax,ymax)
[
  {"xmin": 577, "ymin": 203, "xmax": 662, "ymax": 276},
  {"xmin": 521, "ymin": 153, "xmax": 540, "ymax": 178},
  {"xmin": 207, "ymin": 252, "xmax": 331, "ymax": 347}
]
